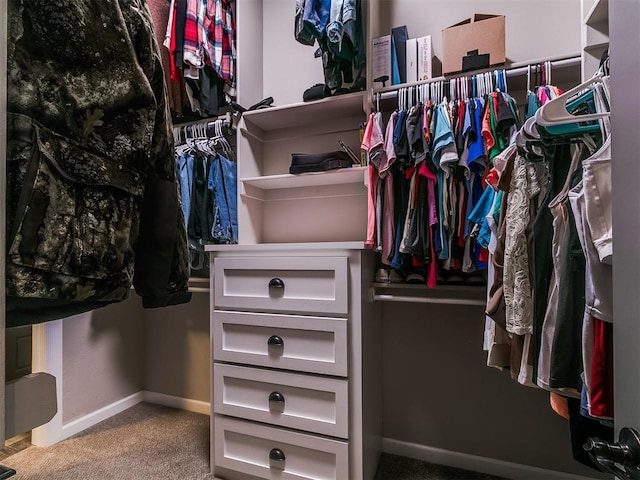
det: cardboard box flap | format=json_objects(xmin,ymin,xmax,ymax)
[
  {"xmin": 450, "ymin": 17, "xmax": 473, "ymax": 28},
  {"xmin": 473, "ymin": 13, "xmax": 501, "ymax": 22},
  {"xmin": 446, "ymin": 14, "xmax": 503, "ymax": 30}
]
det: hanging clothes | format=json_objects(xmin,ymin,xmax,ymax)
[
  {"xmin": 295, "ymin": 0, "xmax": 365, "ymax": 92},
  {"xmin": 478, "ymin": 69, "xmax": 615, "ymax": 465},
  {"xmin": 6, "ymin": 0, "xmax": 192, "ymax": 327},
  {"xmin": 173, "ymin": 119, "xmax": 238, "ymax": 277},
  {"xmin": 363, "ymin": 74, "xmax": 521, "ymax": 288},
  {"xmin": 163, "ymin": 0, "xmax": 237, "ymax": 119}
]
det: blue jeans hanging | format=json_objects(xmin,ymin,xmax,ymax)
[{"xmin": 208, "ymin": 154, "xmax": 238, "ymax": 244}]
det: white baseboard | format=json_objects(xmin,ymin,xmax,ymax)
[
  {"xmin": 382, "ymin": 437, "xmax": 597, "ymax": 480},
  {"xmin": 60, "ymin": 391, "xmax": 144, "ymax": 442},
  {"xmin": 142, "ymin": 391, "xmax": 210, "ymax": 415},
  {"xmin": 44, "ymin": 391, "xmax": 209, "ymax": 446}
]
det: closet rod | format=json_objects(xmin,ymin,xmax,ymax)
[
  {"xmin": 373, "ymin": 55, "xmax": 581, "ymax": 101},
  {"xmin": 504, "ymin": 56, "xmax": 580, "ymax": 78},
  {"xmin": 188, "ymin": 287, "xmax": 210, "ymax": 294},
  {"xmin": 372, "ymin": 293, "xmax": 486, "ymax": 306},
  {"xmin": 173, "ymin": 111, "xmax": 233, "ymax": 130}
]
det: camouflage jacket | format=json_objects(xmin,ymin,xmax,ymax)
[{"xmin": 6, "ymin": 0, "xmax": 191, "ymax": 326}]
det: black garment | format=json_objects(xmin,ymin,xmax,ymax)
[
  {"xmin": 406, "ymin": 175, "xmax": 430, "ymax": 264},
  {"xmin": 549, "ymin": 168, "xmax": 586, "ymax": 391},
  {"xmin": 189, "ymin": 154, "xmax": 213, "ymax": 243},
  {"xmin": 405, "ymin": 103, "xmax": 430, "ymax": 167},
  {"xmin": 174, "ymin": 0, "xmax": 188, "ymax": 69},
  {"xmin": 532, "ymin": 144, "xmax": 572, "ymax": 381},
  {"xmin": 186, "ymin": 154, "xmax": 214, "ymax": 277},
  {"xmin": 567, "ymin": 397, "xmax": 614, "ymax": 472},
  {"xmin": 390, "ymin": 165, "xmax": 412, "ymax": 274},
  {"xmin": 394, "ymin": 112, "xmax": 411, "ymax": 169},
  {"xmin": 496, "ymin": 92, "xmax": 517, "ymax": 141},
  {"xmin": 185, "ymin": 64, "xmax": 226, "ymax": 117}
]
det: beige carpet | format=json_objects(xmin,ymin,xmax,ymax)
[
  {"xmin": 3, "ymin": 402, "xmax": 508, "ymax": 480},
  {"xmin": 4, "ymin": 402, "xmax": 214, "ymax": 480}
]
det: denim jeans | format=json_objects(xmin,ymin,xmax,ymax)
[
  {"xmin": 177, "ymin": 152, "xmax": 195, "ymax": 228},
  {"xmin": 207, "ymin": 154, "xmax": 238, "ymax": 244}
]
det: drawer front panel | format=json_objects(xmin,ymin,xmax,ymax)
[
  {"xmin": 214, "ymin": 364, "xmax": 348, "ymax": 438},
  {"xmin": 214, "ymin": 416, "xmax": 349, "ymax": 480},
  {"xmin": 213, "ymin": 256, "xmax": 348, "ymax": 315},
  {"xmin": 213, "ymin": 311, "xmax": 347, "ymax": 376}
]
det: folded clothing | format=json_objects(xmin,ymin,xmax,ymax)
[{"xmin": 289, "ymin": 151, "xmax": 354, "ymax": 174}]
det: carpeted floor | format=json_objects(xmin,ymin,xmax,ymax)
[
  {"xmin": 375, "ymin": 454, "xmax": 508, "ymax": 480},
  {"xmin": 4, "ymin": 402, "xmax": 213, "ymax": 480},
  {"xmin": 3, "ymin": 402, "xmax": 509, "ymax": 480}
]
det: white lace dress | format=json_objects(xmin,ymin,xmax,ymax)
[{"xmin": 503, "ymin": 154, "xmax": 549, "ymax": 335}]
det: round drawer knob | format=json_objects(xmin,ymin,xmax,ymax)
[
  {"xmin": 268, "ymin": 278, "xmax": 285, "ymax": 298},
  {"xmin": 267, "ymin": 335, "xmax": 284, "ymax": 348},
  {"xmin": 269, "ymin": 448, "xmax": 286, "ymax": 468},
  {"xmin": 268, "ymin": 277, "xmax": 285, "ymax": 289},
  {"xmin": 268, "ymin": 391, "xmax": 285, "ymax": 406}
]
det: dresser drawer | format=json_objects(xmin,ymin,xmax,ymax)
[
  {"xmin": 213, "ymin": 256, "xmax": 348, "ymax": 315},
  {"xmin": 214, "ymin": 416, "xmax": 349, "ymax": 480},
  {"xmin": 214, "ymin": 364, "xmax": 348, "ymax": 438},
  {"xmin": 213, "ymin": 311, "xmax": 347, "ymax": 376}
]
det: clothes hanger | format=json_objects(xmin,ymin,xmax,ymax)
[
  {"xmin": 535, "ymin": 73, "xmax": 608, "ymax": 128},
  {"xmin": 546, "ymin": 61, "xmax": 552, "ymax": 85}
]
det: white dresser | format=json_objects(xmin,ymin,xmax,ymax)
[{"xmin": 206, "ymin": 243, "xmax": 382, "ymax": 480}]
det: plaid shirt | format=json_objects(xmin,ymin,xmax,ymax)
[
  {"xmin": 183, "ymin": 0, "xmax": 204, "ymax": 71},
  {"xmin": 204, "ymin": 0, "xmax": 237, "ymax": 94}
]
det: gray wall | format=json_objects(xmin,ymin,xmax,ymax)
[
  {"xmin": 61, "ymin": 291, "xmax": 210, "ymax": 425},
  {"xmin": 143, "ymin": 292, "xmax": 210, "ymax": 401},
  {"xmin": 382, "ymin": 303, "xmax": 602, "ymax": 478},
  {"xmin": 374, "ymin": 0, "xmax": 582, "ymax": 69},
  {"xmin": 62, "ymin": 296, "xmax": 145, "ymax": 424}
]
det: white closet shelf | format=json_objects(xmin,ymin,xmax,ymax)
[
  {"xmin": 584, "ymin": 41, "xmax": 609, "ymax": 52},
  {"xmin": 584, "ymin": 0, "xmax": 608, "ymax": 24},
  {"xmin": 241, "ymin": 91, "xmax": 365, "ymax": 132},
  {"xmin": 241, "ymin": 166, "xmax": 367, "ymax": 191},
  {"xmin": 369, "ymin": 283, "xmax": 486, "ymax": 306}
]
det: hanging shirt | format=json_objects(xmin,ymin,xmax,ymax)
[
  {"xmin": 468, "ymin": 186, "xmax": 495, "ymax": 250},
  {"xmin": 183, "ymin": 0, "xmax": 204, "ymax": 74},
  {"xmin": 204, "ymin": 0, "xmax": 237, "ymax": 94},
  {"xmin": 419, "ymin": 161, "xmax": 439, "ymax": 288},
  {"xmin": 468, "ymin": 97, "xmax": 486, "ymax": 168},
  {"xmin": 303, "ymin": 0, "xmax": 331, "ymax": 39},
  {"xmin": 360, "ymin": 113, "xmax": 377, "ymax": 248},
  {"xmin": 503, "ymin": 154, "xmax": 548, "ymax": 335},
  {"xmin": 380, "ymin": 112, "xmax": 398, "ymax": 265}
]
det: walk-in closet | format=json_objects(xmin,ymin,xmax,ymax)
[{"xmin": 2, "ymin": 1, "xmax": 640, "ymax": 479}]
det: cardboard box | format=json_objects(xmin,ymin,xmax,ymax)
[
  {"xmin": 441, "ymin": 14, "xmax": 505, "ymax": 75},
  {"xmin": 416, "ymin": 35, "xmax": 432, "ymax": 81},
  {"xmin": 372, "ymin": 35, "xmax": 392, "ymax": 87}
]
